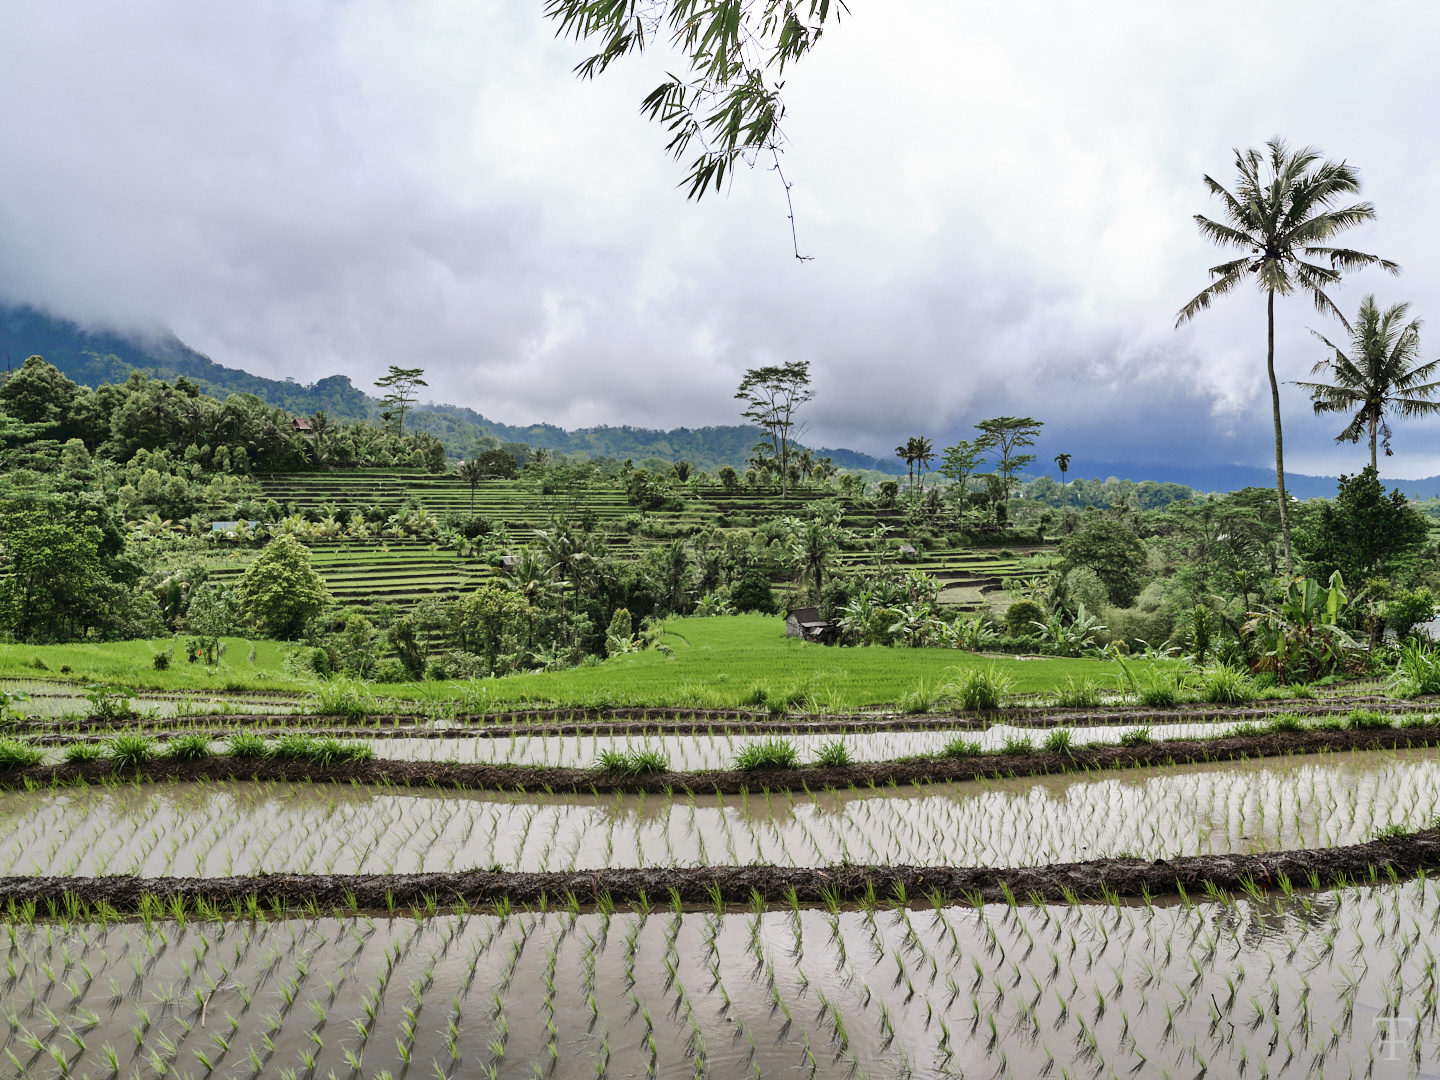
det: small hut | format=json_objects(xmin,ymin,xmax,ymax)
[{"xmin": 785, "ymin": 606, "xmax": 837, "ymax": 645}]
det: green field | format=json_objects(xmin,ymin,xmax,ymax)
[{"xmin": 1, "ymin": 614, "xmax": 1158, "ymax": 707}]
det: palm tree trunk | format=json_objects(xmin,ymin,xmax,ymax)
[
  {"xmin": 1267, "ymin": 289, "xmax": 1294, "ymax": 574},
  {"xmin": 1369, "ymin": 413, "xmax": 1378, "ymax": 472}
]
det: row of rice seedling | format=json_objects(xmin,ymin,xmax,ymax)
[
  {"xmin": 4, "ymin": 746, "xmax": 1438, "ymax": 877},
  {"xmin": 2, "ymin": 875, "xmax": 1437, "ymax": 1079}
]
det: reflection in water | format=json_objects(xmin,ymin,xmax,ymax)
[
  {"xmin": 2, "ymin": 746, "xmax": 1439, "ymax": 877},
  {"xmin": 0, "ymin": 879, "xmax": 1430, "ymax": 1079}
]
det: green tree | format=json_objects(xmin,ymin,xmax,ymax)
[
  {"xmin": 0, "ymin": 509, "xmax": 122, "ymax": 642},
  {"xmin": 789, "ymin": 518, "xmax": 836, "ymax": 597},
  {"xmin": 234, "ymin": 534, "xmax": 332, "ymax": 638},
  {"xmin": 974, "ymin": 417, "xmax": 1043, "ymax": 501},
  {"xmin": 0, "ymin": 355, "xmax": 76, "ymax": 427},
  {"xmin": 735, "ymin": 361, "xmax": 813, "ymax": 498},
  {"xmin": 1176, "ymin": 138, "xmax": 1397, "ymax": 573},
  {"xmin": 374, "ymin": 366, "xmax": 427, "ymax": 435},
  {"xmin": 1299, "ymin": 466, "xmax": 1428, "ymax": 583},
  {"xmin": 914, "ymin": 436, "xmax": 935, "ymax": 490},
  {"xmin": 895, "ymin": 438, "xmax": 918, "ymax": 488},
  {"xmin": 1294, "ymin": 295, "xmax": 1440, "ymax": 472},
  {"xmin": 1058, "ymin": 515, "xmax": 1146, "ymax": 607},
  {"xmin": 938, "ymin": 439, "xmax": 982, "ymax": 508}
]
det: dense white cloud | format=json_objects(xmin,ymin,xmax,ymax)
[{"xmin": 0, "ymin": 0, "xmax": 1438, "ymax": 476}]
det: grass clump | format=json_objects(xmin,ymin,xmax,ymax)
[
  {"xmin": 939, "ymin": 736, "xmax": 983, "ymax": 759},
  {"xmin": 735, "ymin": 738, "xmax": 799, "ymax": 771},
  {"xmin": 311, "ymin": 679, "xmax": 378, "ymax": 720},
  {"xmin": 227, "ymin": 732, "xmax": 270, "ymax": 758},
  {"xmin": 1373, "ymin": 822, "xmax": 1412, "ymax": 841},
  {"xmin": 1043, "ymin": 728, "xmax": 1074, "ymax": 756},
  {"xmin": 1266, "ymin": 713, "xmax": 1306, "ymax": 733},
  {"xmin": 1118, "ymin": 726, "xmax": 1154, "ymax": 747},
  {"xmin": 63, "ymin": 742, "xmax": 105, "ymax": 764},
  {"xmin": 268, "ymin": 732, "xmax": 374, "ymax": 765},
  {"xmin": 0, "ymin": 738, "xmax": 44, "ymax": 770},
  {"xmin": 813, "ymin": 739, "xmax": 852, "ymax": 768},
  {"xmin": 1053, "ymin": 677, "xmax": 1103, "ymax": 709},
  {"xmin": 163, "ymin": 733, "xmax": 213, "ymax": 761},
  {"xmin": 1390, "ymin": 639, "xmax": 1440, "ymax": 698},
  {"xmin": 1346, "ymin": 709, "xmax": 1393, "ymax": 731},
  {"xmin": 107, "ymin": 734, "xmax": 154, "ymax": 769},
  {"xmin": 999, "ymin": 734, "xmax": 1034, "ymax": 755},
  {"xmin": 594, "ymin": 747, "xmax": 671, "ymax": 776},
  {"xmin": 1200, "ymin": 664, "xmax": 1255, "ymax": 704},
  {"xmin": 948, "ymin": 666, "xmax": 1010, "ymax": 712}
]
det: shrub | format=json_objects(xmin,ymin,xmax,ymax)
[
  {"xmin": 151, "ymin": 649, "xmax": 172, "ymax": 671},
  {"xmin": 730, "ymin": 570, "xmax": 778, "ymax": 615},
  {"xmin": 164, "ymin": 733, "xmax": 213, "ymax": 761},
  {"xmin": 1200, "ymin": 664, "xmax": 1255, "ymax": 704},
  {"xmin": 1003, "ymin": 600, "xmax": 1044, "ymax": 638},
  {"xmin": 227, "ymin": 732, "xmax": 270, "ymax": 759},
  {"xmin": 813, "ymin": 739, "xmax": 852, "ymax": 768},
  {"xmin": 939, "ymin": 736, "xmax": 983, "ymax": 759},
  {"xmin": 594, "ymin": 748, "xmax": 670, "ymax": 776},
  {"xmin": 735, "ymin": 739, "xmax": 799, "ymax": 770},
  {"xmin": 1118, "ymin": 726, "xmax": 1153, "ymax": 747},
  {"xmin": 1000, "ymin": 734, "xmax": 1035, "ymax": 755},
  {"xmin": 1387, "ymin": 587, "xmax": 1436, "ymax": 640},
  {"xmin": 63, "ymin": 742, "xmax": 105, "ymax": 763},
  {"xmin": 1346, "ymin": 709, "xmax": 1393, "ymax": 731},
  {"xmin": 107, "ymin": 734, "xmax": 154, "ymax": 770},
  {"xmin": 948, "ymin": 666, "xmax": 1011, "ymax": 712},
  {"xmin": 1136, "ymin": 669, "xmax": 1184, "ymax": 708},
  {"xmin": 235, "ymin": 534, "xmax": 332, "ymax": 638},
  {"xmin": 1043, "ymin": 728, "xmax": 1074, "ymax": 756},
  {"xmin": 0, "ymin": 738, "xmax": 44, "ymax": 769}
]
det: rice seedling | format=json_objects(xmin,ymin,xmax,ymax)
[
  {"xmin": 1118, "ymin": 726, "xmax": 1153, "ymax": 747},
  {"xmin": 734, "ymin": 739, "xmax": 799, "ymax": 771},
  {"xmin": 938, "ymin": 737, "xmax": 983, "ymax": 759},
  {"xmin": 1042, "ymin": 728, "xmax": 1074, "ymax": 756},
  {"xmin": 1135, "ymin": 668, "xmax": 1186, "ymax": 707},
  {"xmin": 999, "ymin": 734, "xmax": 1034, "ymax": 755},
  {"xmin": 311, "ymin": 679, "xmax": 378, "ymax": 720},
  {"xmin": 0, "ymin": 738, "xmax": 44, "ymax": 770},
  {"xmin": 1265, "ymin": 713, "xmax": 1306, "ymax": 733}
]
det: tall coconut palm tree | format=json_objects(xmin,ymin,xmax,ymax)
[
  {"xmin": 1053, "ymin": 453, "xmax": 1071, "ymax": 507},
  {"xmin": 456, "ymin": 458, "xmax": 485, "ymax": 515},
  {"xmin": 1176, "ymin": 138, "xmax": 1398, "ymax": 573},
  {"xmin": 895, "ymin": 439, "xmax": 918, "ymax": 488},
  {"xmin": 913, "ymin": 437, "xmax": 936, "ymax": 490},
  {"xmin": 1293, "ymin": 295, "xmax": 1440, "ymax": 472}
]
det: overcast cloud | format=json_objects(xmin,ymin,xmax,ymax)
[{"xmin": 0, "ymin": 1, "xmax": 1438, "ymax": 477}]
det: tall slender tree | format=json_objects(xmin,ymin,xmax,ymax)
[
  {"xmin": 895, "ymin": 438, "xmax": 917, "ymax": 488},
  {"xmin": 1293, "ymin": 295, "xmax": 1440, "ymax": 472},
  {"xmin": 1176, "ymin": 138, "xmax": 1397, "ymax": 573},
  {"xmin": 374, "ymin": 366, "xmax": 427, "ymax": 436},
  {"xmin": 974, "ymin": 417, "xmax": 1042, "ymax": 500},
  {"xmin": 1053, "ymin": 452, "xmax": 1072, "ymax": 507},
  {"xmin": 456, "ymin": 457, "xmax": 485, "ymax": 514},
  {"xmin": 914, "ymin": 437, "xmax": 936, "ymax": 490},
  {"xmin": 736, "ymin": 361, "xmax": 813, "ymax": 498}
]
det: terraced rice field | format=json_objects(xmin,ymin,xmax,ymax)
[
  {"xmin": 5, "ymin": 748, "xmax": 1438, "ymax": 878},
  {"xmin": 239, "ymin": 470, "xmax": 1046, "ymax": 613},
  {"xmin": 3, "ymin": 874, "xmax": 1437, "ymax": 1078}
]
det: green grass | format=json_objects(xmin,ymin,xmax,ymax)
[{"xmin": 3, "ymin": 616, "xmax": 1179, "ymax": 710}]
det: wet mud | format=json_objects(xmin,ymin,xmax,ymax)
[{"xmin": 4, "ymin": 722, "xmax": 1440, "ymax": 795}]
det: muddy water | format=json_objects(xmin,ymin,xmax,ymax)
[
  {"xmin": 4, "ymin": 679, "xmax": 303, "ymax": 719},
  {"xmin": 0, "ymin": 880, "xmax": 1435, "ymax": 1079},
  {"xmin": 4, "ymin": 747, "xmax": 1440, "ymax": 878},
  {"xmin": 346, "ymin": 717, "xmax": 1259, "ymax": 767}
]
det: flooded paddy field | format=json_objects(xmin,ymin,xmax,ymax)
[
  {"xmin": 3, "ymin": 878, "xmax": 1438, "ymax": 1080},
  {"xmin": 5, "ymin": 748, "xmax": 1440, "ymax": 878}
]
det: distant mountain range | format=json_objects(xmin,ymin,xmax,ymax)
[
  {"xmin": 0, "ymin": 303, "xmax": 907, "ymax": 474},
  {"xmin": 9, "ymin": 302, "xmax": 1438, "ymax": 498},
  {"xmin": 1023, "ymin": 461, "xmax": 1440, "ymax": 502}
]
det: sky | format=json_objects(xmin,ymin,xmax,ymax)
[{"xmin": 1, "ymin": 1, "xmax": 1439, "ymax": 479}]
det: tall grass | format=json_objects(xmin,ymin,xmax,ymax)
[
  {"xmin": 946, "ymin": 666, "xmax": 1010, "ymax": 712},
  {"xmin": 735, "ymin": 739, "xmax": 799, "ymax": 770}
]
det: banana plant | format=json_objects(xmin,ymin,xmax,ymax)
[{"xmin": 1243, "ymin": 572, "xmax": 1360, "ymax": 682}]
